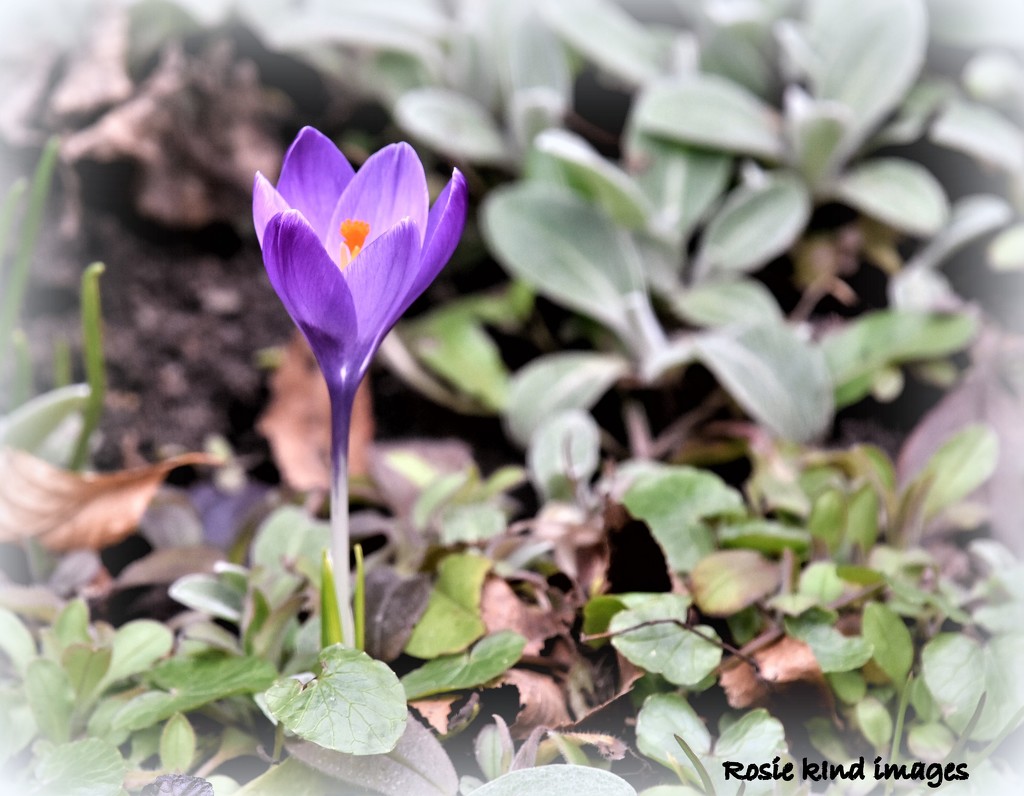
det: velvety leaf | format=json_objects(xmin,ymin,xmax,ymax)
[
  {"xmin": 906, "ymin": 194, "xmax": 1013, "ymax": 271},
  {"xmin": 690, "ymin": 550, "xmax": 780, "ymax": 617},
  {"xmin": 439, "ymin": 503, "xmax": 507, "ymax": 545},
  {"xmin": 532, "ymin": 129, "xmax": 650, "ymax": 228},
  {"xmin": 34, "ymin": 738, "xmax": 125, "ymax": 796},
  {"xmin": 286, "ymin": 715, "xmax": 458, "ymax": 796},
  {"xmin": 804, "ymin": 0, "xmax": 927, "ymax": 152},
  {"xmin": 0, "ymin": 448, "xmax": 218, "ymax": 551},
  {"xmin": 540, "ymin": 0, "xmax": 666, "ymax": 87},
  {"xmin": 834, "ymin": 158, "xmax": 948, "ymax": 236},
  {"xmin": 405, "ymin": 553, "xmax": 492, "ymax": 658},
  {"xmin": 483, "ymin": 183, "xmax": 644, "ymax": 340},
  {"xmin": 62, "ymin": 643, "xmax": 111, "ymax": 703},
  {"xmin": 527, "ymin": 409, "xmax": 600, "ymax": 502},
  {"xmin": 401, "ymin": 631, "xmax": 525, "ymax": 700},
  {"xmin": 633, "ymin": 75, "xmax": 783, "ymax": 159},
  {"xmin": 231, "ymin": 757, "xmax": 331, "ymax": 796},
  {"xmin": 395, "ymin": 88, "xmax": 507, "ymax": 165},
  {"xmin": 822, "ymin": 310, "xmax": 977, "ymax": 408},
  {"xmin": 989, "ymin": 222, "xmax": 1024, "ymax": 271},
  {"xmin": 694, "ymin": 321, "xmax": 834, "ymax": 442},
  {"xmin": 169, "ymin": 573, "xmax": 244, "ymax": 623},
  {"xmin": 470, "ymin": 764, "xmax": 636, "ymax": 796},
  {"xmin": 505, "ymin": 352, "xmax": 628, "ymax": 447},
  {"xmin": 697, "ymin": 172, "xmax": 811, "ymax": 276},
  {"xmin": 0, "ymin": 383, "xmax": 89, "ymax": 465},
  {"xmin": 783, "ymin": 90, "xmax": 848, "ymax": 189},
  {"xmin": 609, "ymin": 594, "xmax": 721, "ymax": 686},
  {"xmin": 907, "ymin": 722, "xmax": 955, "ymax": 762},
  {"xmin": 861, "ymin": 603, "xmax": 913, "ymax": 683},
  {"xmin": 671, "ymin": 279, "xmax": 782, "ymax": 328},
  {"xmin": 622, "ymin": 466, "xmax": 745, "ymax": 573},
  {"xmin": 930, "ymin": 98, "xmax": 1024, "ymax": 173},
  {"xmin": 625, "ymin": 133, "xmax": 732, "ymax": 241},
  {"xmin": 928, "ymin": 0, "xmax": 1024, "ymax": 48},
  {"xmin": 785, "ymin": 611, "xmax": 873, "ymax": 673}
]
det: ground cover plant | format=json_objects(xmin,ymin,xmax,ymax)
[{"xmin": 1, "ymin": 0, "xmax": 1023, "ymax": 794}]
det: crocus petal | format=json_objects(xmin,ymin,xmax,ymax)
[
  {"xmin": 326, "ymin": 142, "xmax": 429, "ymax": 260},
  {"xmin": 341, "ymin": 218, "xmax": 421, "ymax": 372},
  {"xmin": 263, "ymin": 210, "xmax": 357, "ymax": 383},
  {"xmin": 275, "ymin": 127, "xmax": 355, "ymax": 243},
  {"xmin": 253, "ymin": 172, "xmax": 291, "ymax": 249},
  {"xmin": 398, "ymin": 169, "xmax": 469, "ymax": 317}
]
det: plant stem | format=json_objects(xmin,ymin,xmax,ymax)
[{"xmin": 329, "ymin": 388, "xmax": 356, "ymax": 648}]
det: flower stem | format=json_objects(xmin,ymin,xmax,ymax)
[{"xmin": 329, "ymin": 390, "xmax": 357, "ymax": 648}]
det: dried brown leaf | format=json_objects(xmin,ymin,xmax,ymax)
[
  {"xmin": 258, "ymin": 332, "xmax": 374, "ymax": 490},
  {"xmin": 48, "ymin": 7, "xmax": 132, "ymax": 119},
  {"xmin": 0, "ymin": 448, "xmax": 218, "ymax": 551},
  {"xmin": 720, "ymin": 636, "xmax": 831, "ymax": 710},
  {"xmin": 501, "ymin": 669, "xmax": 571, "ymax": 736},
  {"xmin": 481, "ymin": 577, "xmax": 569, "ymax": 656},
  {"xmin": 409, "ymin": 696, "xmax": 459, "ymax": 735}
]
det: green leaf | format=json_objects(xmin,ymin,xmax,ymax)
[
  {"xmin": 697, "ymin": 172, "xmax": 811, "ymax": 276},
  {"xmin": 855, "ymin": 696, "xmax": 893, "ymax": 749},
  {"xmin": 483, "ymin": 184, "xmax": 644, "ymax": 340},
  {"xmin": 471, "ymin": 765, "xmax": 636, "ymax": 796},
  {"xmin": 633, "ymin": 75, "xmax": 783, "ymax": 159},
  {"xmin": 609, "ymin": 594, "xmax": 722, "ymax": 687},
  {"xmin": 505, "ymin": 352, "xmax": 627, "ymax": 448},
  {"xmin": 636, "ymin": 693, "xmax": 710, "ymax": 770},
  {"xmin": 232, "ymin": 757, "xmax": 331, "ymax": 796},
  {"xmin": 407, "ymin": 306, "xmax": 511, "ymax": 412},
  {"xmin": 691, "ymin": 550, "xmax": 780, "ymax": 617},
  {"xmin": 540, "ymin": 0, "xmax": 666, "ymax": 87},
  {"xmin": 53, "ymin": 597, "xmax": 90, "ymax": 651},
  {"xmin": 834, "ymin": 158, "xmax": 949, "ymax": 236},
  {"xmin": 531, "ymin": 129, "xmax": 651, "ymax": 228},
  {"xmin": 930, "ymin": 98, "xmax": 1024, "ymax": 173},
  {"xmin": 439, "ymin": 503, "xmax": 508, "ymax": 545},
  {"xmin": 804, "ymin": 0, "xmax": 927, "ymax": 153},
  {"xmin": 785, "ymin": 610, "xmax": 873, "ymax": 673},
  {"xmin": 100, "ymin": 619, "xmax": 174, "ymax": 691},
  {"xmin": 401, "ymin": 631, "xmax": 525, "ymax": 700},
  {"xmin": 907, "ymin": 722, "xmax": 955, "ymax": 761},
  {"xmin": 34, "ymin": 738, "xmax": 125, "ymax": 796},
  {"xmin": 169, "ymin": 573, "xmax": 245, "ymax": 623},
  {"xmin": 928, "ymin": 0, "xmax": 1024, "ymax": 48},
  {"xmin": 405, "ymin": 553, "xmax": 492, "ymax": 658},
  {"xmin": 717, "ymin": 520, "xmax": 810, "ymax": 555},
  {"xmin": 62, "ymin": 643, "xmax": 111, "ymax": 704},
  {"xmin": 672, "ymin": 279, "xmax": 782, "ymax": 328},
  {"xmin": 0, "ymin": 606, "xmax": 36, "ymax": 676},
  {"xmin": 252, "ymin": 505, "xmax": 330, "ymax": 585},
  {"xmin": 907, "ymin": 425, "xmax": 999, "ymax": 524},
  {"xmin": 527, "ymin": 409, "xmax": 600, "ymax": 501},
  {"xmin": 822, "ymin": 310, "xmax": 977, "ymax": 408},
  {"xmin": 25, "ymin": 658, "xmax": 75, "ymax": 743},
  {"xmin": 394, "ymin": 88, "xmax": 508, "ymax": 166},
  {"xmin": 265, "ymin": 645, "xmax": 406, "ymax": 756},
  {"xmin": 626, "ymin": 134, "xmax": 732, "ymax": 241},
  {"xmin": 921, "ymin": 633, "xmax": 985, "ymax": 730},
  {"xmin": 159, "ymin": 713, "xmax": 196, "ymax": 772},
  {"xmin": 798, "ymin": 562, "xmax": 845, "ymax": 603},
  {"xmin": 622, "ymin": 466, "xmax": 745, "ymax": 573},
  {"xmin": 861, "ymin": 603, "xmax": 913, "ymax": 683},
  {"xmin": 713, "ymin": 709, "xmax": 787, "ymax": 768},
  {"xmin": 114, "ymin": 656, "xmax": 277, "ymax": 732},
  {"xmin": 285, "ymin": 715, "xmax": 458, "ymax": 796},
  {"xmin": 694, "ymin": 321, "xmax": 834, "ymax": 442},
  {"xmin": 784, "ymin": 91, "xmax": 848, "ymax": 188}
]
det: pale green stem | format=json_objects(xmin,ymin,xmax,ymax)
[{"xmin": 329, "ymin": 390, "xmax": 356, "ymax": 648}]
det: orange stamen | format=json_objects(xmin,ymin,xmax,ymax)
[{"xmin": 340, "ymin": 219, "xmax": 370, "ymax": 261}]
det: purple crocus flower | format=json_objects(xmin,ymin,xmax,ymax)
[{"xmin": 253, "ymin": 127, "xmax": 467, "ymax": 645}]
